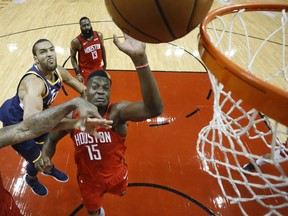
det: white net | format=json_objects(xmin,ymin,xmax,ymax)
[{"xmin": 197, "ymin": 5, "xmax": 288, "ymax": 216}]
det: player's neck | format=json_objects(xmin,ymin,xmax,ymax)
[
  {"xmin": 37, "ymin": 66, "xmax": 55, "ymax": 81},
  {"xmin": 98, "ymin": 106, "xmax": 108, "ymax": 117}
]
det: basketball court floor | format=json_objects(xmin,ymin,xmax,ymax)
[{"xmin": 0, "ymin": 0, "xmax": 287, "ymax": 215}]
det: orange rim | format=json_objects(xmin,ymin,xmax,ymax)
[{"xmin": 199, "ymin": 3, "xmax": 288, "ymax": 126}]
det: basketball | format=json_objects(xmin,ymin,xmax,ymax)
[{"xmin": 104, "ymin": 0, "xmax": 214, "ymax": 43}]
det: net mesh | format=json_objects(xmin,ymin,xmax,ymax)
[{"xmin": 197, "ymin": 5, "xmax": 288, "ymax": 216}]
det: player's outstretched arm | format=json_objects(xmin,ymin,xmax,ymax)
[
  {"xmin": 113, "ymin": 33, "xmax": 163, "ymax": 122},
  {"xmin": 58, "ymin": 65, "xmax": 86, "ymax": 96},
  {"xmin": 0, "ymin": 97, "xmax": 112, "ymax": 148}
]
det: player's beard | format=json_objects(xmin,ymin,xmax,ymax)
[
  {"xmin": 81, "ymin": 28, "xmax": 93, "ymax": 39},
  {"xmin": 40, "ymin": 59, "xmax": 57, "ymax": 71}
]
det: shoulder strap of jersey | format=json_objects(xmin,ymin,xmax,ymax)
[
  {"xmin": 54, "ymin": 67, "xmax": 63, "ymax": 82},
  {"xmin": 76, "ymin": 34, "xmax": 85, "ymax": 44},
  {"xmin": 94, "ymin": 31, "xmax": 102, "ymax": 46}
]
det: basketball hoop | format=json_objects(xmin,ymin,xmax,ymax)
[
  {"xmin": 199, "ymin": 3, "xmax": 288, "ymax": 126},
  {"xmin": 197, "ymin": 3, "xmax": 288, "ymax": 216}
]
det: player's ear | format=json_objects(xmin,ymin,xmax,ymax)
[{"xmin": 33, "ymin": 55, "xmax": 38, "ymax": 64}]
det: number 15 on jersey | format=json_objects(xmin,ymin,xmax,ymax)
[{"xmin": 86, "ymin": 144, "xmax": 102, "ymax": 160}]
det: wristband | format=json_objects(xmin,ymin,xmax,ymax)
[
  {"xmin": 33, "ymin": 151, "xmax": 42, "ymax": 163},
  {"xmin": 135, "ymin": 63, "xmax": 149, "ymax": 70}
]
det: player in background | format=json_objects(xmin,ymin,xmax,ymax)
[{"xmin": 70, "ymin": 16, "xmax": 107, "ymax": 85}]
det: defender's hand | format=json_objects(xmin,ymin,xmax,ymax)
[{"xmin": 34, "ymin": 155, "xmax": 53, "ymax": 172}]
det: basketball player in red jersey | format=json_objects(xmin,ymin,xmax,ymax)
[
  {"xmin": 36, "ymin": 33, "xmax": 164, "ymax": 216},
  {"xmin": 70, "ymin": 16, "xmax": 107, "ymax": 85},
  {"xmin": 0, "ymin": 97, "xmax": 112, "ymax": 216}
]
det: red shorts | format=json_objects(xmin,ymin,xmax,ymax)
[{"xmin": 77, "ymin": 165, "xmax": 128, "ymax": 211}]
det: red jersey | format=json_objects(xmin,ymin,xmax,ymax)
[
  {"xmin": 71, "ymin": 106, "xmax": 126, "ymax": 182},
  {"xmin": 77, "ymin": 31, "xmax": 103, "ymax": 72}
]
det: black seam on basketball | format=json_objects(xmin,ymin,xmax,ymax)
[
  {"xmin": 110, "ymin": 0, "xmax": 162, "ymax": 43},
  {"xmin": 154, "ymin": 0, "xmax": 176, "ymax": 39},
  {"xmin": 187, "ymin": 0, "xmax": 197, "ymax": 32}
]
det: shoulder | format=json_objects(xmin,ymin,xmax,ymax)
[
  {"xmin": 71, "ymin": 37, "xmax": 81, "ymax": 49},
  {"xmin": 21, "ymin": 72, "xmax": 44, "ymax": 84},
  {"xmin": 18, "ymin": 73, "xmax": 46, "ymax": 95},
  {"xmin": 72, "ymin": 37, "xmax": 80, "ymax": 44}
]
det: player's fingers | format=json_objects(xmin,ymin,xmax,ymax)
[
  {"xmin": 113, "ymin": 34, "xmax": 128, "ymax": 52},
  {"xmin": 78, "ymin": 105, "xmax": 102, "ymax": 120},
  {"xmin": 86, "ymin": 118, "xmax": 113, "ymax": 129},
  {"xmin": 102, "ymin": 120, "xmax": 113, "ymax": 128},
  {"xmin": 113, "ymin": 34, "xmax": 121, "ymax": 47},
  {"xmin": 79, "ymin": 118, "xmax": 87, "ymax": 131},
  {"xmin": 46, "ymin": 163, "xmax": 54, "ymax": 172},
  {"xmin": 34, "ymin": 162, "xmax": 42, "ymax": 172},
  {"xmin": 43, "ymin": 158, "xmax": 52, "ymax": 167},
  {"xmin": 42, "ymin": 159, "xmax": 53, "ymax": 171},
  {"xmin": 35, "ymin": 160, "xmax": 44, "ymax": 172},
  {"xmin": 92, "ymin": 111, "xmax": 103, "ymax": 119}
]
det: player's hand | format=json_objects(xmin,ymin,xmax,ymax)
[
  {"xmin": 86, "ymin": 118, "xmax": 113, "ymax": 129},
  {"xmin": 85, "ymin": 118, "xmax": 113, "ymax": 138},
  {"xmin": 34, "ymin": 155, "xmax": 53, "ymax": 172},
  {"xmin": 71, "ymin": 98, "xmax": 108, "ymax": 131},
  {"xmin": 72, "ymin": 98, "xmax": 113, "ymax": 131},
  {"xmin": 113, "ymin": 33, "xmax": 146, "ymax": 59},
  {"xmin": 74, "ymin": 117, "xmax": 113, "ymax": 132}
]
